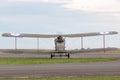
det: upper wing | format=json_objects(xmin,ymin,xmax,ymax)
[{"xmin": 2, "ymin": 31, "xmax": 118, "ymax": 38}]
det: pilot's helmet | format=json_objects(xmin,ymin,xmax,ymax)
[{"xmin": 58, "ymin": 36, "xmax": 62, "ymax": 39}]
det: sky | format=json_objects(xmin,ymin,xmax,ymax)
[{"xmin": 0, "ymin": 0, "xmax": 120, "ymax": 49}]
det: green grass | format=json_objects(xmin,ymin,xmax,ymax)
[
  {"xmin": 0, "ymin": 57, "xmax": 116, "ymax": 64},
  {"xmin": 0, "ymin": 76, "xmax": 120, "ymax": 80}
]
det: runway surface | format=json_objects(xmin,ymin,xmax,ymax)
[{"xmin": 0, "ymin": 52, "xmax": 120, "ymax": 77}]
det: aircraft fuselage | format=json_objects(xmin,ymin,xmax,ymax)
[
  {"xmin": 55, "ymin": 36, "xmax": 65, "ymax": 52},
  {"xmin": 51, "ymin": 36, "xmax": 69, "ymax": 58}
]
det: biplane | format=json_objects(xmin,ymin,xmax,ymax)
[{"xmin": 2, "ymin": 31, "xmax": 118, "ymax": 58}]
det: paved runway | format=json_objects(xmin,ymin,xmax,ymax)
[{"xmin": 0, "ymin": 52, "xmax": 120, "ymax": 77}]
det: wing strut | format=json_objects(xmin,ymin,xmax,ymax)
[{"xmin": 81, "ymin": 37, "xmax": 83, "ymax": 49}]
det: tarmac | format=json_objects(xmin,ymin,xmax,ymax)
[{"xmin": 0, "ymin": 52, "xmax": 120, "ymax": 77}]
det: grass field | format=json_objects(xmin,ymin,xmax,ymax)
[
  {"xmin": 0, "ymin": 76, "xmax": 120, "ymax": 80},
  {"xmin": 0, "ymin": 57, "xmax": 116, "ymax": 64}
]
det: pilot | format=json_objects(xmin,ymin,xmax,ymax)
[{"xmin": 57, "ymin": 36, "xmax": 64, "ymax": 43}]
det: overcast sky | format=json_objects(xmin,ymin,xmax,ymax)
[{"xmin": 0, "ymin": 0, "xmax": 120, "ymax": 49}]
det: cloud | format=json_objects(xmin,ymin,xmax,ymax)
[
  {"xmin": 8, "ymin": 0, "xmax": 68, "ymax": 3},
  {"xmin": 64, "ymin": 0, "xmax": 120, "ymax": 12},
  {"xmin": 69, "ymin": 0, "xmax": 120, "ymax": 13},
  {"xmin": 8, "ymin": 0, "xmax": 120, "ymax": 13}
]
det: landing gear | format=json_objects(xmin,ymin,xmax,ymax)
[
  {"xmin": 67, "ymin": 53, "xmax": 70, "ymax": 59},
  {"xmin": 51, "ymin": 53, "xmax": 55, "ymax": 59},
  {"xmin": 50, "ymin": 53, "xmax": 70, "ymax": 59}
]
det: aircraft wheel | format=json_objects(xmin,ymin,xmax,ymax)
[
  {"xmin": 51, "ymin": 54, "xmax": 53, "ymax": 59},
  {"xmin": 68, "ymin": 53, "xmax": 70, "ymax": 59}
]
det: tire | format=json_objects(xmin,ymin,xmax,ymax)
[
  {"xmin": 68, "ymin": 53, "xmax": 70, "ymax": 59},
  {"xmin": 51, "ymin": 54, "xmax": 53, "ymax": 59}
]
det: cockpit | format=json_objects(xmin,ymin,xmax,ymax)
[{"xmin": 56, "ymin": 36, "xmax": 64, "ymax": 43}]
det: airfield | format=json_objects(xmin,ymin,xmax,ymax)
[{"xmin": 0, "ymin": 50, "xmax": 120, "ymax": 77}]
